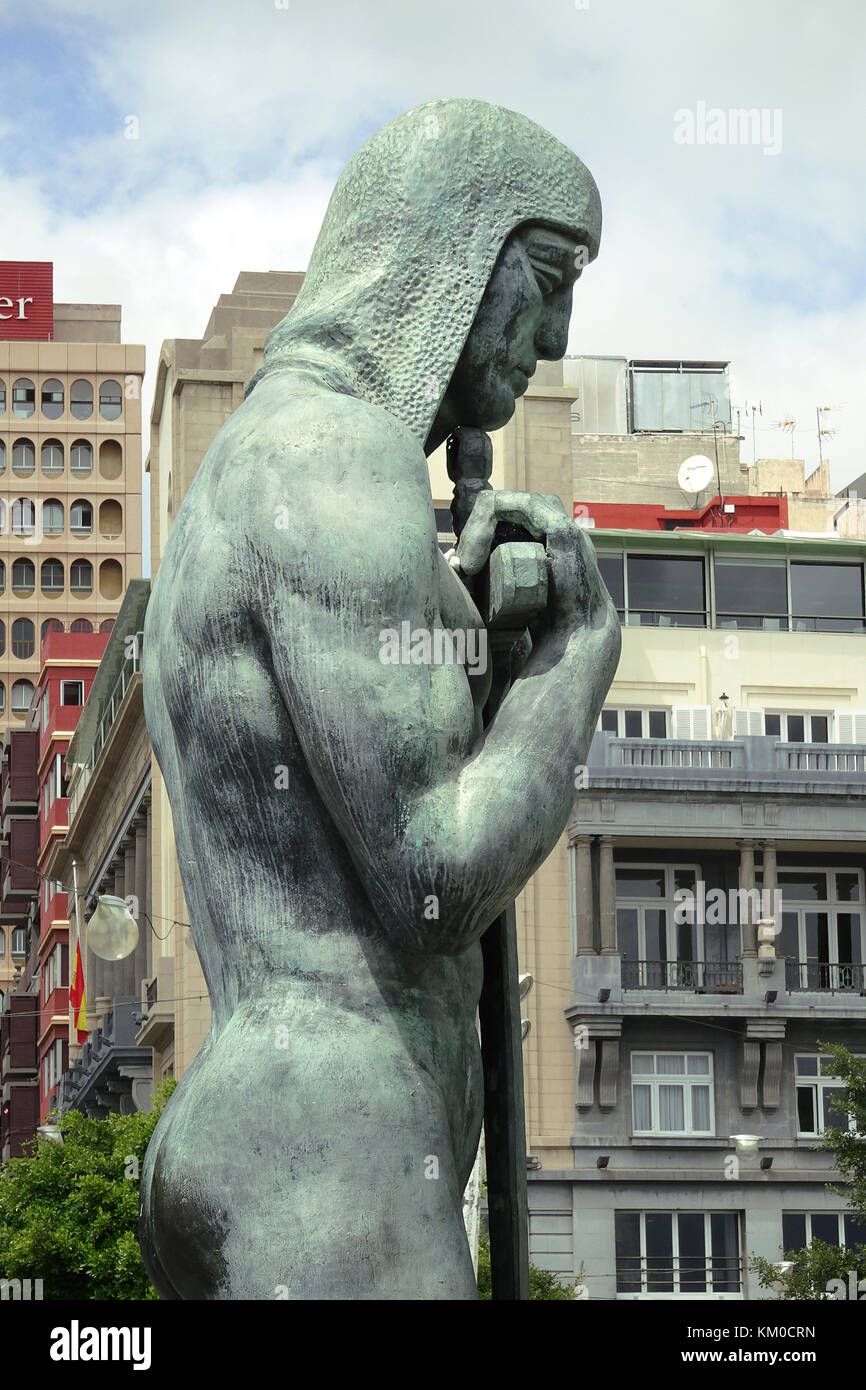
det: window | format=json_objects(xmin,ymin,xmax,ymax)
[
  {"xmin": 41, "ymin": 618, "xmax": 63, "ymax": 640},
  {"xmin": 41, "ymin": 379, "xmax": 64, "ymax": 419},
  {"xmin": 0, "ymin": 439, "xmax": 5, "ymax": 473},
  {"xmin": 48, "ymin": 751, "xmax": 64, "ymax": 804},
  {"xmin": 777, "ymin": 869, "xmax": 863, "ymax": 992},
  {"xmin": 41, "ymin": 558, "xmax": 64, "ymax": 593},
  {"xmin": 70, "ymin": 441, "xmax": 93, "ymax": 475},
  {"xmin": 12, "ymin": 618, "xmax": 35, "ymax": 659},
  {"xmin": 714, "ymin": 556, "xmax": 788, "ymax": 631},
  {"xmin": 69, "ymin": 380, "xmax": 93, "ymax": 420},
  {"xmin": 47, "ymin": 1037, "xmax": 65, "ymax": 1092},
  {"xmin": 41, "ymin": 688, "xmax": 49, "ymax": 734},
  {"xmin": 597, "ymin": 552, "xmax": 625, "ymax": 620},
  {"xmin": 625, "ymin": 554, "xmax": 706, "ymax": 627},
  {"xmin": 0, "ymin": 378, "xmax": 5, "ymax": 412},
  {"xmin": 782, "ymin": 1212, "xmax": 866, "ymax": 1253},
  {"xmin": 0, "ymin": 682, "xmax": 4, "ymax": 713},
  {"xmin": 99, "ymin": 379, "xmax": 123, "ymax": 420},
  {"xmin": 764, "ymin": 712, "xmax": 830, "ymax": 743},
  {"xmin": 794, "ymin": 1054, "xmax": 861, "ymax": 1136},
  {"xmin": 42, "ymin": 499, "xmax": 64, "ymax": 535},
  {"xmin": 617, "ymin": 864, "xmax": 705, "ymax": 988},
  {"xmin": 61, "ymin": 680, "xmax": 84, "ymax": 706},
  {"xmin": 12, "ymin": 377, "xmax": 35, "ymax": 418},
  {"xmin": 11, "ymin": 679, "xmax": 34, "ymax": 714},
  {"xmin": 71, "ymin": 619, "xmax": 93, "ymax": 634},
  {"xmin": 70, "ymin": 559, "xmax": 93, "ymax": 594},
  {"xmin": 791, "ymin": 562, "xmax": 865, "ymax": 633},
  {"xmin": 44, "ymin": 942, "xmax": 68, "ymax": 997},
  {"xmin": 0, "ymin": 563, "xmax": 4, "ymax": 596},
  {"xmin": 12, "ymin": 438, "xmax": 35, "ymax": 475},
  {"xmin": 11, "ymin": 498, "xmax": 35, "ymax": 536},
  {"xmin": 41, "ymin": 439, "xmax": 64, "ymax": 475},
  {"xmin": 12, "ymin": 557, "xmax": 35, "ymax": 592},
  {"xmin": 99, "ymin": 618, "xmax": 115, "ymax": 635},
  {"xmin": 11, "ymin": 928, "xmax": 26, "ymax": 956},
  {"xmin": 70, "ymin": 500, "xmax": 93, "ymax": 534},
  {"xmin": 632, "ymin": 1052, "xmax": 714, "ymax": 1135},
  {"xmin": 0, "ymin": 619, "xmax": 4, "ymax": 656},
  {"xmin": 601, "ymin": 708, "xmax": 668, "ymax": 739},
  {"xmin": 615, "ymin": 1211, "xmax": 740, "ymax": 1295}
]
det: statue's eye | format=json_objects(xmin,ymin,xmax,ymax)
[{"xmin": 528, "ymin": 261, "xmax": 562, "ymax": 297}]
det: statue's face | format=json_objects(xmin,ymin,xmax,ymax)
[{"xmin": 443, "ymin": 224, "xmax": 583, "ymax": 434}]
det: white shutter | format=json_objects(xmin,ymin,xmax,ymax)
[
  {"xmin": 733, "ymin": 707, "xmax": 765, "ymax": 736},
  {"xmin": 671, "ymin": 705, "xmax": 712, "ymax": 740},
  {"xmin": 833, "ymin": 710, "xmax": 866, "ymax": 744}
]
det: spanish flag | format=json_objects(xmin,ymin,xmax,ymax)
[{"xmin": 70, "ymin": 939, "xmax": 87, "ymax": 1042}]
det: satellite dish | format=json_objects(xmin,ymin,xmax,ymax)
[{"xmin": 677, "ymin": 454, "xmax": 715, "ymax": 494}]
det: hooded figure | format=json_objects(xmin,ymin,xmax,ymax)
[{"xmin": 140, "ymin": 98, "xmax": 619, "ymax": 1300}]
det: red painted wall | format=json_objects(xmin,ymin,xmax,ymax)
[{"xmin": 574, "ymin": 495, "xmax": 788, "ymax": 533}]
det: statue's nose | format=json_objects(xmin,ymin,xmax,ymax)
[{"xmin": 534, "ymin": 298, "xmax": 572, "ymax": 361}]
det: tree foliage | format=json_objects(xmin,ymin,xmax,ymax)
[
  {"xmin": 750, "ymin": 1043, "xmax": 866, "ymax": 1300},
  {"xmin": 476, "ymin": 1231, "xmax": 585, "ymax": 1300},
  {"xmin": 0, "ymin": 1078, "xmax": 175, "ymax": 1300}
]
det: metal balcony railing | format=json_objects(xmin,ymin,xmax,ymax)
[
  {"xmin": 785, "ymin": 960, "xmax": 865, "ymax": 993},
  {"xmin": 622, "ymin": 960, "xmax": 744, "ymax": 993},
  {"xmin": 616, "ymin": 1256, "xmax": 743, "ymax": 1295}
]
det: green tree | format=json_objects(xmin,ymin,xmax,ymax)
[
  {"xmin": 0, "ymin": 1078, "xmax": 175, "ymax": 1300},
  {"xmin": 476, "ymin": 1231, "xmax": 585, "ymax": 1300},
  {"xmin": 750, "ymin": 1043, "xmax": 866, "ymax": 1300}
]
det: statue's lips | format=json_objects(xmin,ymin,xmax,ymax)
[{"xmin": 510, "ymin": 366, "xmax": 533, "ymax": 395}]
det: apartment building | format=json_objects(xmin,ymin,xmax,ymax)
[{"xmin": 0, "ymin": 261, "xmax": 144, "ymax": 736}]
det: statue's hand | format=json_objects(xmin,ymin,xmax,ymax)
[{"xmin": 455, "ymin": 490, "xmax": 615, "ymax": 639}]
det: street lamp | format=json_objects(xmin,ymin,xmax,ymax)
[
  {"xmin": 730, "ymin": 1134, "xmax": 762, "ymax": 1159},
  {"xmin": 86, "ymin": 895, "xmax": 139, "ymax": 962}
]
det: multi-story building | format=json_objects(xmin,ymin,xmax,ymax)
[
  {"xmin": 0, "ymin": 726, "xmax": 39, "ymax": 1157},
  {"xmin": 0, "ymin": 260, "xmax": 143, "ymax": 736},
  {"xmin": 33, "ymin": 627, "xmax": 108, "ymax": 1122}
]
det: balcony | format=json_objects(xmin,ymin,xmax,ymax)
[
  {"xmin": 786, "ymin": 960, "xmax": 866, "ymax": 994},
  {"xmin": 58, "ymin": 1001, "xmax": 152, "ymax": 1118},
  {"xmin": 135, "ymin": 957, "xmax": 174, "ymax": 1050},
  {"xmin": 588, "ymin": 731, "xmax": 866, "ymax": 789},
  {"xmin": 622, "ymin": 960, "xmax": 743, "ymax": 993}
]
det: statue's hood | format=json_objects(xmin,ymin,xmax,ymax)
[{"xmin": 247, "ymin": 98, "xmax": 601, "ymax": 443}]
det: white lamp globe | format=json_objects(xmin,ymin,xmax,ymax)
[
  {"xmin": 730, "ymin": 1134, "xmax": 762, "ymax": 1159},
  {"xmin": 87, "ymin": 895, "xmax": 139, "ymax": 961}
]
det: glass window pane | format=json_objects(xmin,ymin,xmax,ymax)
[
  {"xmin": 822, "ymin": 1088, "xmax": 842, "ymax": 1131},
  {"xmin": 710, "ymin": 1213, "xmax": 740, "ymax": 1292},
  {"xmin": 787, "ymin": 714, "xmax": 805, "ymax": 742},
  {"xmin": 627, "ymin": 555, "xmax": 705, "ymax": 615},
  {"xmin": 844, "ymin": 1215, "xmax": 866, "ymax": 1248},
  {"xmin": 691, "ymin": 1085, "xmax": 710, "ymax": 1130},
  {"xmin": 615, "ymin": 1212, "xmax": 641, "ymax": 1292},
  {"xmin": 765, "ymin": 714, "xmax": 782, "ymax": 735},
  {"xmin": 633, "ymin": 1084, "xmax": 652, "ymax": 1131},
  {"xmin": 617, "ymin": 869, "xmax": 665, "ymax": 898},
  {"xmin": 657, "ymin": 1054, "xmax": 685, "ymax": 1074},
  {"xmin": 597, "ymin": 553, "xmax": 624, "ymax": 610},
  {"xmin": 601, "ymin": 708, "xmax": 618, "ymax": 733},
  {"xmin": 645, "ymin": 909, "xmax": 666, "ymax": 961},
  {"xmin": 648, "ymin": 710, "xmax": 666, "ymax": 739},
  {"xmin": 674, "ymin": 869, "xmax": 697, "ymax": 894},
  {"xmin": 797, "ymin": 1085, "xmax": 817, "ymax": 1133},
  {"xmin": 836, "ymin": 873, "xmax": 860, "ymax": 903},
  {"xmin": 645, "ymin": 1213, "xmax": 673, "ymax": 1291},
  {"xmin": 658, "ymin": 1085, "xmax": 685, "ymax": 1130},
  {"xmin": 791, "ymin": 562, "xmax": 864, "ymax": 620},
  {"xmin": 687, "ymin": 1055, "xmax": 709, "ymax": 1074},
  {"xmin": 632, "ymin": 1054, "xmax": 655, "ymax": 1074},
  {"xmin": 782, "ymin": 1213, "xmax": 807, "ymax": 1254},
  {"xmin": 796, "ymin": 1056, "xmax": 818, "ymax": 1076},
  {"xmin": 779, "ymin": 872, "xmax": 827, "ymax": 901},
  {"xmin": 837, "ymin": 914, "xmax": 859, "ymax": 965},
  {"xmin": 624, "ymin": 709, "xmax": 642, "ymax": 738},
  {"xmin": 714, "ymin": 558, "xmax": 787, "ymax": 616},
  {"xmin": 810, "ymin": 1213, "xmax": 841, "ymax": 1246},
  {"xmin": 811, "ymin": 715, "xmax": 829, "ymax": 743},
  {"xmin": 617, "ymin": 907, "xmax": 639, "ymax": 963},
  {"xmin": 678, "ymin": 1213, "xmax": 706, "ymax": 1292}
]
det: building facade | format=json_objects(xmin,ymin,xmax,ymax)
[{"xmin": 0, "ymin": 261, "xmax": 144, "ymax": 736}]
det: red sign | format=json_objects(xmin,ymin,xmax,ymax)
[{"xmin": 0, "ymin": 261, "xmax": 53, "ymax": 340}]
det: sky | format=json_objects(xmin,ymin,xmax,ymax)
[{"xmin": 2, "ymin": 0, "xmax": 864, "ymax": 572}]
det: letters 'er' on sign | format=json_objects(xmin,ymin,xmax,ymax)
[{"xmin": 0, "ymin": 262, "xmax": 53, "ymax": 340}]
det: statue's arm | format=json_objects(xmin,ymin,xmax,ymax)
[{"xmin": 250, "ymin": 396, "xmax": 619, "ymax": 954}]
